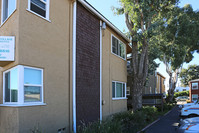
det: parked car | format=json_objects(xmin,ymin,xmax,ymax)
[
  {"xmin": 182, "ymin": 100, "xmax": 199, "ymax": 109},
  {"xmin": 176, "ymin": 96, "xmax": 189, "ymax": 101},
  {"xmin": 177, "ymin": 117, "xmax": 199, "ymax": 133},
  {"xmin": 181, "ymin": 104, "xmax": 199, "ymax": 117}
]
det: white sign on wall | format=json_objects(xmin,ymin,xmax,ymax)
[{"xmin": 0, "ymin": 36, "xmax": 15, "ymax": 61}]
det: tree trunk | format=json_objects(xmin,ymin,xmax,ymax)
[
  {"xmin": 167, "ymin": 70, "xmax": 178, "ymax": 102},
  {"xmin": 131, "ymin": 41, "xmax": 148, "ymax": 111},
  {"xmin": 132, "ymin": 77, "xmax": 144, "ymax": 111},
  {"xmin": 125, "ymin": 10, "xmax": 149, "ymax": 111}
]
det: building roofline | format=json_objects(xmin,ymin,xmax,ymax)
[
  {"xmin": 157, "ymin": 72, "xmax": 166, "ymax": 79},
  {"xmin": 189, "ymin": 79, "xmax": 199, "ymax": 83},
  {"xmin": 78, "ymin": 0, "xmax": 131, "ymax": 43}
]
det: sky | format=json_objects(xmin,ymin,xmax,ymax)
[{"xmin": 86, "ymin": 0, "xmax": 199, "ymax": 91}]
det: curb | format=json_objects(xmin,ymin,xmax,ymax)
[
  {"xmin": 137, "ymin": 118, "xmax": 160, "ymax": 133},
  {"xmin": 163, "ymin": 108, "xmax": 173, "ymax": 116},
  {"xmin": 138, "ymin": 106, "xmax": 177, "ymax": 133}
]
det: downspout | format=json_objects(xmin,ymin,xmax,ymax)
[
  {"xmin": 100, "ymin": 21, "xmax": 102, "ymax": 121},
  {"xmin": 72, "ymin": 1, "xmax": 77, "ymax": 133}
]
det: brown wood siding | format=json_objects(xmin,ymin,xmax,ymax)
[
  {"xmin": 160, "ymin": 77, "xmax": 162, "ymax": 93},
  {"xmin": 76, "ymin": 2, "xmax": 100, "ymax": 126}
]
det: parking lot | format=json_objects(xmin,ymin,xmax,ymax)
[
  {"xmin": 177, "ymin": 101, "xmax": 187, "ymax": 105},
  {"xmin": 144, "ymin": 101, "xmax": 199, "ymax": 133}
]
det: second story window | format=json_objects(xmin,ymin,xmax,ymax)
[
  {"xmin": 28, "ymin": 0, "xmax": 49, "ymax": 19},
  {"xmin": 1, "ymin": 0, "xmax": 17, "ymax": 24},
  {"xmin": 192, "ymin": 83, "xmax": 198, "ymax": 90},
  {"xmin": 112, "ymin": 35, "xmax": 126, "ymax": 60}
]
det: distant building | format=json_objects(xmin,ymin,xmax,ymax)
[
  {"xmin": 127, "ymin": 60, "xmax": 166, "ymax": 109},
  {"xmin": 175, "ymin": 87, "xmax": 189, "ymax": 92},
  {"xmin": 189, "ymin": 79, "xmax": 199, "ymax": 102},
  {"xmin": 143, "ymin": 72, "xmax": 166, "ymax": 95}
]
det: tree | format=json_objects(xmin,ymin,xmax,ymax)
[
  {"xmin": 151, "ymin": 4, "xmax": 199, "ymax": 102},
  {"xmin": 117, "ymin": 0, "xmax": 178, "ymax": 111},
  {"xmin": 179, "ymin": 65, "xmax": 199, "ymax": 86}
]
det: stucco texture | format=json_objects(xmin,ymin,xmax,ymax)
[
  {"xmin": 102, "ymin": 27, "xmax": 127, "ymax": 119},
  {"xmin": 17, "ymin": 0, "xmax": 71, "ymax": 132},
  {"xmin": 0, "ymin": 0, "xmax": 73, "ymax": 132},
  {"xmin": 0, "ymin": 0, "xmax": 20, "ymax": 132},
  {"xmin": 0, "ymin": 0, "xmax": 129, "ymax": 132}
]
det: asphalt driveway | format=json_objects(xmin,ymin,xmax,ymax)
[{"xmin": 144, "ymin": 106, "xmax": 181, "ymax": 133}]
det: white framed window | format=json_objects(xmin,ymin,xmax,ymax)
[
  {"xmin": 112, "ymin": 81, "xmax": 126, "ymax": 99},
  {"xmin": 126, "ymin": 87, "xmax": 130, "ymax": 96},
  {"xmin": 192, "ymin": 83, "xmax": 198, "ymax": 90},
  {"xmin": 111, "ymin": 35, "xmax": 126, "ymax": 60},
  {"xmin": 1, "ymin": 0, "xmax": 17, "ymax": 24},
  {"xmin": 192, "ymin": 94, "xmax": 198, "ymax": 101},
  {"xmin": 28, "ymin": 0, "xmax": 50, "ymax": 20},
  {"xmin": 3, "ymin": 65, "xmax": 44, "ymax": 106}
]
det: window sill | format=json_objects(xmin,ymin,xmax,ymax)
[
  {"xmin": 0, "ymin": 103, "xmax": 47, "ymax": 107},
  {"xmin": 26, "ymin": 9, "xmax": 51, "ymax": 23},
  {"xmin": 112, "ymin": 98, "xmax": 128, "ymax": 100}
]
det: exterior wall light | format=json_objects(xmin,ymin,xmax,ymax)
[{"xmin": 101, "ymin": 22, "xmax": 106, "ymax": 30}]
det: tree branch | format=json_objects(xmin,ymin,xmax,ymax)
[{"xmin": 125, "ymin": 12, "xmax": 134, "ymax": 35}]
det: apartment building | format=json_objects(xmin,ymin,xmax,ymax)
[
  {"xmin": 189, "ymin": 79, "xmax": 199, "ymax": 102},
  {"xmin": 0, "ymin": 0, "xmax": 131, "ymax": 132}
]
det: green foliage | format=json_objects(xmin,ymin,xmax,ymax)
[
  {"xmin": 162, "ymin": 102, "xmax": 176, "ymax": 111},
  {"xmin": 117, "ymin": 0, "xmax": 180, "ymax": 111},
  {"xmin": 179, "ymin": 64, "xmax": 199, "ymax": 86},
  {"xmin": 117, "ymin": 0, "xmax": 179, "ymax": 42},
  {"xmin": 151, "ymin": 5, "xmax": 199, "ymax": 71},
  {"xmin": 78, "ymin": 119, "xmax": 122, "ymax": 133},
  {"xmin": 174, "ymin": 91, "xmax": 189, "ymax": 99},
  {"xmin": 79, "ymin": 106, "xmax": 173, "ymax": 133}
]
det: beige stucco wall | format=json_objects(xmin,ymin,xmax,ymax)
[
  {"xmin": 0, "ymin": 0, "xmax": 128, "ymax": 132},
  {"xmin": 17, "ymin": 0, "xmax": 72, "ymax": 132},
  {"xmin": 102, "ymin": 27, "xmax": 127, "ymax": 119},
  {"xmin": 0, "ymin": 0, "xmax": 20, "ymax": 132},
  {"xmin": 0, "ymin": 0, "xmax": 73, "ymax": 132}
]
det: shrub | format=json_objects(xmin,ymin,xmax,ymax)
[
  {"xmin": 78, "ymin": 119, "xmax": 122, "ymax": 133},
  {"xmin": 174, "ymin": 91, "xmax": 189, "ymax": 99},
  {"xmin": 79, "ymin": 106, "xmax": 162, "ymax": 133},
  {"xmin": 163, "ymin": 102, "xmax": 175, "ymax": 111}
]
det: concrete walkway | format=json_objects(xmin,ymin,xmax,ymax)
[{"xmin": 144, "ymin": 106, "xmax": 181, "ymax": 133}]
